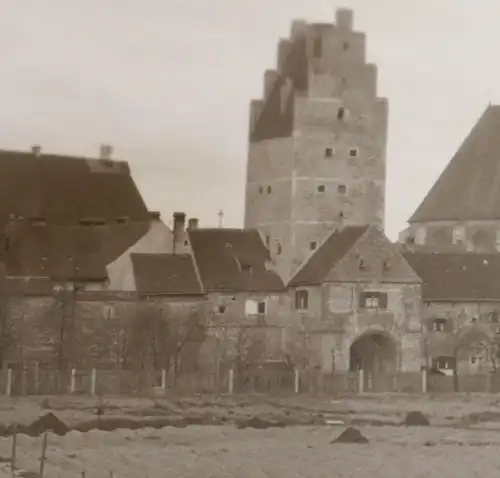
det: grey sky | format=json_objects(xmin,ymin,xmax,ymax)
[{"xmin": 0, "ymin": 0, "xmax": 497, "ymax": 238}]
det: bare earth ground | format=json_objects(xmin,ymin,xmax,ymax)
[{"xmin": 2, "ymin": 393, "xmax": 500, "ymax": 477}]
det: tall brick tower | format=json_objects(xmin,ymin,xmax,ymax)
[{"xmin": 244, "ymin": 8, "xmax": 388, "ymax": 281}]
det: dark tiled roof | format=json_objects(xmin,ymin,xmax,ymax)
[
  {"xmin": 0, "ymin": 149, "xmax": 149, "ymax": 229},
  {"xmin": 409, "ymin": 105, "xmax": 500, "ymax": 222},
  {"xmin": 2, "ymin": 222, "xmax": 149, "ymax": 282},
  {"xmin": 403, "ymin": 251, "xmax": 500, "ymax": 301},
  {"xmin": 188, "ymin": 229, "xmax": 285, "ymax": 293},
  {"xmin": 131, "ymin": 253, "xmax": 204, "ymax": 296},
  {"xmin": 289, "ymin": 225, "xmax": 369, "ymax": 286}
]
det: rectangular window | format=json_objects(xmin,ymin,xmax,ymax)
[
  {"xmin": 349, "ymin": 148, "xmax": 359, "ymax": 157},
  {"xmin": 338, "ymin": 184, "xmax": 346, "ymax": 194},
  {"xmin": 433, "ymin": 356, "xmax": 456, "ymax": 370},
  {"xmin": 359, "ymin": 291, "xmax": 388, "ymax": 309},
  {"xmin": 452, "ymin": 226, "xmax": 465, "ymax": 244},
  {"xmin": 265, "ymin": 235, "xmax": 270, "ymax": 247},
  {"xmin": 309, "ymin": 241, "xmax": 317, "ymax": 250},
  {"xmin": 257, "ymin": 301, "xmax": 267, "ymax": 314},
  {"xmin": 295, "ymin": 290, "xmax": 309, "ymax": 310},
  {"xmin": 244, "ymin": 300, "xmax": 258, "ymax": 315},
  {"xmin": 432, "ymin": 318, "xmax": 447, "ymax": 332},
  {"xmin": 325, "ymin": 147, "xmax": 334, "ymax": 158},
  {"xmin": 317, "ymin": 184, "xmax": 325, "ymax": 193}
]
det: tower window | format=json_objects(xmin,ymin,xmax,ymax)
[
  {"xmin": 313, "ymin": 37, "xmax": 322, "ymax": 57},
  {"xmin": 337, "ymin": 107, "xmax": 345, "ymax": 120},
  {"xmin": 267, "ymin": 185, "xmax": 272, "ymax": 194},
  {"xmin": 324, "ymin": 147, "xmax": 334, "ymax": 158},
  {"xmin": 309, "ymin": 241, "xmax": 317, "ymax": 251},
  {"xmin": 265, "ymin": 235, "xmax": 270, "ymax": 247},
  {"xmin": 349, "ymin": 148, "xmax": 359, "ymax": 157},
  {"xmin": 342, "ymin": 41, "xmax": 349, "ymax": 51},
  {"xmin": 338, "ymin": 184, "xmax": 346, "ymax": 194},
  {"xmin": 317, "ymin": 184, "xmax": 325, "ymax": 193},
  {"xmin": 276, "ymin": 242, "xmax": 282, "ymax": 255}
]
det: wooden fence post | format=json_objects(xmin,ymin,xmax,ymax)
[
  {"xmin": 90, "ymin": 368, "xmax": 96, "ymax": 396},
  {"xmin": 161, "ymin": 369, "xmax": 167, "ymax": 391},
  {"xmin": 358, "ymin": 369, "xmax": 364, "ymax": 394},
  {"xmin": 228, "ymin": 368, "xmax": 234, "ymax": 394},
  {"xmin": 34, "ymin": 361, "xmax": 40, "ymax": 395},
  {"xmin": 6, "ymin": 368, "xmax": 12, "ymax": 397},
  {"xmin": 10, "ymin": 425, "xmax": 17, "ymax": 474},
  {"xmin": 294, "ymin": 368, "xmax": 300, "ymax": 394},
  {"xmin": 39, "ymin": 431, "xmax": 48, "ymax": 477},
  {"xmin": 70, "ymin": 369, "xmax": 76, "ymax": 393},
  {"xmin": 421, "ymin": 368, "xmax": 428, "ymax": 394}
]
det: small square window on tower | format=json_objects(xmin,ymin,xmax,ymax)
[
  {"xmin": 317, "ymin": 184, "xmax": 326, "ymax": 193},
  {"xmin": 324, "ymin": 147, "xmax": 334, "ymax": 158},
  {"xmin": 337, "ymin": 107, "xmax": 345, "ymax": 120},
  {"xmin": 338, "ymin": 184, "xmax": 347, "ymax": 194},
  {"xmin": 349, "ymin": 148, "xmax": 359, "ymax": 157},
  {"xmin": 309, "ymin": 241, "xmax": 317, "ymax": 251},
  {"xmin": 267, "ymin": 185, "xmax": 272, "ymax": 194}
]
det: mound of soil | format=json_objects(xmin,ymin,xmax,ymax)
[
  {"xmin": 236, "ymin": 417, "xmax": 287, "ymax": 430},
  {"xmin": 25, "ymin": 412, "xmax": 71, "ymax": 437},
  {"xmin": 403, "ymin": 411, "xmax": 430, "ymax": 426},
  {"xmin": 332, "ymin": 427, "xmax": 368, "ymax": 444}
]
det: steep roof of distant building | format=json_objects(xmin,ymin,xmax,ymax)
[
  {"xmin": 0, "ymin": 148, "xmax": 149, "ymax": 229},
  {"xmin": 131, "ymin": 253, "xmax": 204, "ymax": 296},
  {"xmin": 403, "ymin": 250, "xmax": 500, "ymax": 301},
  {"xmin": 2, "ymin": 222, "xmax": 149, "ymax": 282},
  {"xmin": 409, "ymin": 105, "xmax": 500, "ymax": 222},
  {"xmin": 188, "ymin": 228, "xmax": 285, "ymax": 292},
  {"xmin": 289, "ymin": 225, "xmax": 369, "ymax": 286}
]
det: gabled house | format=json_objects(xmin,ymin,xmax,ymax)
[
  {"xmin": 288, "ymin": 225, "xmax": 422, "ymax": 376},
  {"xmin": 403, "ymin": 248, "xmax": 500, "ymax": 374},
  {"xmin": 187, "ymin": 227, "xmax": 289, "ymax": 363}
]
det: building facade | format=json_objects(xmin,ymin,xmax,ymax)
[{"xmin": 245, "ymin": 8, "xmax": 389, "ymax": 281}]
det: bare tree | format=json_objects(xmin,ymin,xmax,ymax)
[{"xmin": 126, "ymin": 301, "xmax": 206, "ymax": 382}]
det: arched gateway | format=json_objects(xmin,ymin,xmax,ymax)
[{"xmin": 349, "ymin": 331, "xmax": 399, "ymax": 391}]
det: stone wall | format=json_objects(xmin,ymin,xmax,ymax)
[
  {"xmin": 4, "ymin": 292, "xmax": 208, "ymax": 372},
  {"xmin": 423, "ymin": 301, "xmax": 500, "ymax": 373}
]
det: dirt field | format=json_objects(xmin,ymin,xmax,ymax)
[{"xmin": 2, "ymin": 393, "xmax": 500, "ymax": 477}]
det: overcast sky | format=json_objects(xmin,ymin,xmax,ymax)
[{"xmin": 0, "ymin": 0, "xmax": 497, "ymax": 238}]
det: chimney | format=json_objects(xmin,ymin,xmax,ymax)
[
  {"xmin": 172, "ymin": 212, "xmax": 186, "ymax": 253},
  {"xmin": 188, "ymin": 218, "xmax": 199, "ymax": 230},
  {"xmin": 99, "ymin": 144, "xmax": 113, "ymax": 160},
  {"xmin": 31, "ymin": 145, "xmax": 42, "ymax": 157}
]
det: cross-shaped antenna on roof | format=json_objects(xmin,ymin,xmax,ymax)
[{"xmin": 218, "ymin": 209, "xmax": 224, "ymax": 228}]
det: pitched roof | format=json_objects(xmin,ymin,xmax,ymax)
[
  {"xmin": 409, "ymin": 105, "xmax": 500, "ymax": 222},
  {"xmin": 131, "ymin": 253, "xmax": 204, "ymax": 296},
  {"xmin": 0, "ymin": 149, "xmax": 149, "ymax": 229},
  {"xmin": 289, "ymin": 225, "xmax": 369, "ymax": 286},
  {"xmin": 188, "ymin": 228, "xmax": 285, "ymax": 293},
  {"xmin": 403, "ymin": 250, "xmax": 500, "ymax": 301},
  {"xmin": 2, "ymin": 222, "xmax": 149, "ymax": 282}
]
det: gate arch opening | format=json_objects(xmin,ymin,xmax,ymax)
[{"xmin": 349, "ymin": 331, "xmax": 398, "ymax": 373}]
